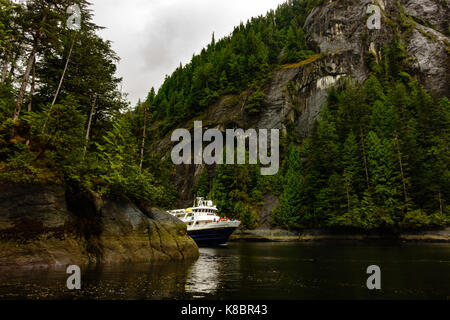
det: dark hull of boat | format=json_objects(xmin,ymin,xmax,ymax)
[{"xmin": 188, "ymin": 227, "xmax": 238, "ymax": 246}]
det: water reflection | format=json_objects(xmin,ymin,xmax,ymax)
[
  {"xmin": 186, "ymin": 249, "xmax": 220, "ymax": 296},
  {"xmin": 185, "ymin": 246, "xmax": 240, "ymax": 297},
  {"xmin": 0, "ymin": 243, "xmax": 449, "ymax": 300}
]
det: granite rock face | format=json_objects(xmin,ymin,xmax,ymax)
[
  {"xmin": 304, "ymin": 0, "xmax": 449, "ymax": 96},
  {"xmin": 0, "ymin": 184, "xmax": 198, "ymax": 268},
  {"xmin": 261, "ymin": 0, "xmax": 449, "ymax": 138},
  {"xmin": 402, "ymin": 0, "xmax": 449, "ymax": 34}
]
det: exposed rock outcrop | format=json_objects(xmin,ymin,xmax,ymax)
[
  {"xmin": 304, "ymin": 0, "xmax": 449, "ymax": 96},
  {"xmin": 0, "ymin": 184, "xmax": 198, "ymax": 268}
]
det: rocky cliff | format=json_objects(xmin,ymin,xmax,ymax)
[
  {"xmin": 0, "ymin": 184, "xmax": 198, "ymax": 268},
  {"xmin": 154, "ymin": 0, "xmax": 449, "ymax": 208}
]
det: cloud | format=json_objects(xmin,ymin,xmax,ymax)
[{"xmin": 91, "ymin": 0, "xmax": 286, "ymax": 105}]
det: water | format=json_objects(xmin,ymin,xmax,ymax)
[{"xmin": 0, "ymin": 242, "xmax": 449, "ymax": 300}]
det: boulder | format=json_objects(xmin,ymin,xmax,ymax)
[{"xmin": 0, "ymin": 184, "xmax": 198, "ymax": 268}]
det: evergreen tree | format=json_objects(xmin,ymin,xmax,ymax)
[
  {"xmin": 276, "ymin": 145, "xmax": 306, "ymax": 228},
  {"xmin": 365, "ymin": 131, "xmax": 397, "ymax": 227},
  {"xmin": 341, "ymin": 132, "xmax": 363, "ymax": 214}
]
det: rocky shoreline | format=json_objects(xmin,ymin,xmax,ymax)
[
  {"xmin": 0, "ymin": 184, "xmax": 199, "ymax": 268},
  {"xmin": 230, "ymin": 228, "xmax": 450, "ymax": 243}
]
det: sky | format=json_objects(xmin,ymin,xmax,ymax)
[{"xmin": 90, "ymin": 0, "xmax": 287, "ymax": 106}]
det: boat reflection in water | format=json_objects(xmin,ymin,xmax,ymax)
[
  {"xmin": 185, "ymin": 247, "xmax": 240, "ymax": 298},
  {"xmin": 185, "ymin": 248, "xmax": 220, "ymax": 296}
]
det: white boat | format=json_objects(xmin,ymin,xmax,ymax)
[{"xmin": 168, "ymin": 197, "xmax": 240, "ymax": 246}]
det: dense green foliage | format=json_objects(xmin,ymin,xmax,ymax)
[
  {"xmin": 272, "ymin": 42, "xmax": 450, "ymax": 231},
  {"xmin": 195, "ymin": 40, "xmax": 449, "ymax": 231}
]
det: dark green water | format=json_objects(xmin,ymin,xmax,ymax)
[{"xmin": 0, "ymin": 242, "xmax": 449, "ymax": 300}]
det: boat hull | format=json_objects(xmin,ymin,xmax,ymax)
[{"xmin": 187, "ymin": 226, "xmax": 238, "ymax": 246}]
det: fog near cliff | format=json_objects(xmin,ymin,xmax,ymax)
[{"xmin": 91, "ymin": 0, "xmax": 287, "ymax": 106}]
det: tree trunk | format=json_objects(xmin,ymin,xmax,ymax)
[
  {"xmin": 394, "ymin": 133, "xmax": 408, "ymax": 205},
  {"xmin": 13, "ymin": 46, "xmax": 36, "ymax": 121},
  {"xmin": 8, "ymin": 51, "xmax": 17, "ymax": 81},
  {"xmin": 83, "ymin": 93, "xmax": 97, "ymax": 158},
  {"xmin": 346, "ymin": 181, "xmax": 350, "ymax": 213},
  {"xmin": 1, "ymin": 61, "xmax": 8, "ymax": 84},
  {"xmin": 43, "ymin": 35, "xmax": 76, "ymax": 133},
  {"xmin": 13, "ymin": 12, "xmax": 46, "ymax": 122},
  {"xmin": 139, "ymin": 104, "xmax": 148, "ymax": 173},
  {"xmin": 25, "ymin": 57, "xmax": 37, "ymax": 146},
  {"xmin": 51, "ymin": 36, "xmax": 76, "ymax": 107},
  {"xmin": 0, "ymin": 44, "xmax": 11, "ymax": 84},
  {"xmin": 27, "ymin": 56, "xmax": 36, "ymax": 112},
  {"xmin": 360, "ymin": 129, "xmax": 370, "ymax": 189}
]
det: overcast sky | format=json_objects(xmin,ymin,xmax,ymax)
[{"xmin": 90, "ymin": 0, "xmax": 287, "ymax": 106}]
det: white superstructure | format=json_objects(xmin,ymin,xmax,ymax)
[{"xmin": 169, "ymin": 197, "xmax": 240, "ymax": 231}]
